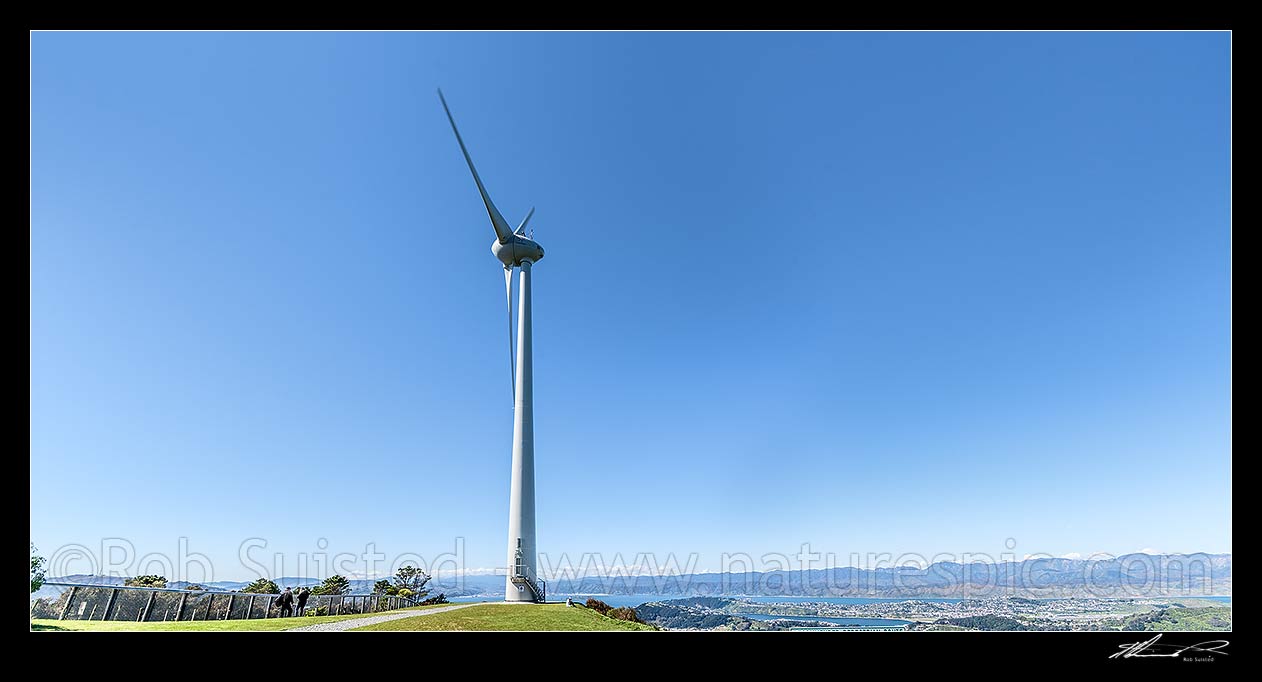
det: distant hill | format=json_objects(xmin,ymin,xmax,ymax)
[
  {"xmin": 45, "ymin": 553, "xmax": 1230, "ymax": 600},
  {"xmin": 546, "ymin": 552, "xmax": 1231, "ymax": 599}
]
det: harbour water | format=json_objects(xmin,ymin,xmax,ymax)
[
  {"xmin": 452, "ymin": 594, "xmax": 1232, "ymax": 608},
  {"xmin": 453, "ymin": 594, "xmax": 952, "ymax": 609},
  {"xmin": 738, "ymin": 612, "xmax": 912, "ymax": 628}
]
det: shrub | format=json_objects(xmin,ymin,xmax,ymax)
[
  {"xmin": 30, "ymin": 597, "xmax": 56, "ymax": 619},
  {"xmin": 418, "ymin": 593, "xmax": 449, "ymax": 606},
  {"xmin": 606, "ymin": 606, "xmax": 645, "ymax": 624},
  {"xmin": 124, "ymin": 575, "xmax": 167, "ymax": 588},
  {"xmin": 585, "ymin": 598, "xmax": 612, "ymax": 615}
]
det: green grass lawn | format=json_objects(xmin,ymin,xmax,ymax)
[
  {"xmin": 354, "ymin": 603, "xmax": 655, "ymax": 631},
  {"xmin": 31, "ymin": 603, "xmax": 451, "ymax": 632}
]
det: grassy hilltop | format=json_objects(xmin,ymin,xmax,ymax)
[{"xmin": 355, "ymin": 604, "xmax": 654, "ymax": 631}]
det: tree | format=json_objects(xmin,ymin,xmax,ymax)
[
  {"xmin": 392, "ymin": 565, "xmax": 431, "ymax": 599},
  {"xmin": 372, "ymin": 579, "xmax": 397, "ymax": 596},
  {"xmin": 184, "ymin": 584, "xmax": 206, "ymax": 591},
  {"xmin": 241, "ymin": 578, "xmax": 280, "ymax": 594},
  {"xmin": 31, "ymin": 544, "xmax": 46, "ymax": 594},
  {"xmin": 124, "ymin": 575, "xmax": 167, "ymax": 588},
  {"xmin": 311, "ymin": 575, "xmax": 350, "ymax": 596}
]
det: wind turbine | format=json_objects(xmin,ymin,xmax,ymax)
[{"xmin": 438, "ymin": 90, "xmax": 546, "ymax": 603}]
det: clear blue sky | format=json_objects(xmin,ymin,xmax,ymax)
[{"xmin": 31, "ymin": 31, "xmax": 1231, "ymax": 581}]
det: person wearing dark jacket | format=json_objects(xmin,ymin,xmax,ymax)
[
  {"xmin": 296, "ymin": 587, "xmax": 310, "ymax": 616},
  {"xmin": 278, "ymin": 587, "xmax": 294, "ymax": 617}
]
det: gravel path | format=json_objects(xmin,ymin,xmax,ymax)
[{"xmin": 286, "ymin": 602, "xmax": 483, "ymax": 632}]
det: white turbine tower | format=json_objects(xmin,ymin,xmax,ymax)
[{"xmin": 439, "ymin": 90, "xmax": 546, "ymax": 603}]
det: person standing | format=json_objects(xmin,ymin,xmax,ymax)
[
  {"xmin": 278, "ymin": 587, "xmax": 294, "ymax": 617},
  {"xmin": 296, "ymin": 587, "xmax": 310, "ymax": 616}
]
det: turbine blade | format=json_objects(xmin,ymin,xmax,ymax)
[
  {"xmin": 504, "ymin": 265, "xmax": 516, "ymax": 402},
  {"xmin": 515, "ymin": 207, "xmax": 535, "ymax": 235},
  {"xmin": 438, "ymin": 89, "xmax": 515, "ymax": 245}
]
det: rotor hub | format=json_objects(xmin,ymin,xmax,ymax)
[{"xmin": 493, "ymin": 236, "xmax": 545, "ymax": 268}]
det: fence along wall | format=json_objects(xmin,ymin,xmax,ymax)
[{"xmin": 31, "ymin": 582, "xmax": 418, "ymax": 623}]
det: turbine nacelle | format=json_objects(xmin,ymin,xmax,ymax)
[{"xmin": 493, "ymin": 235, "xmax": 545, "ymax": 268}]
